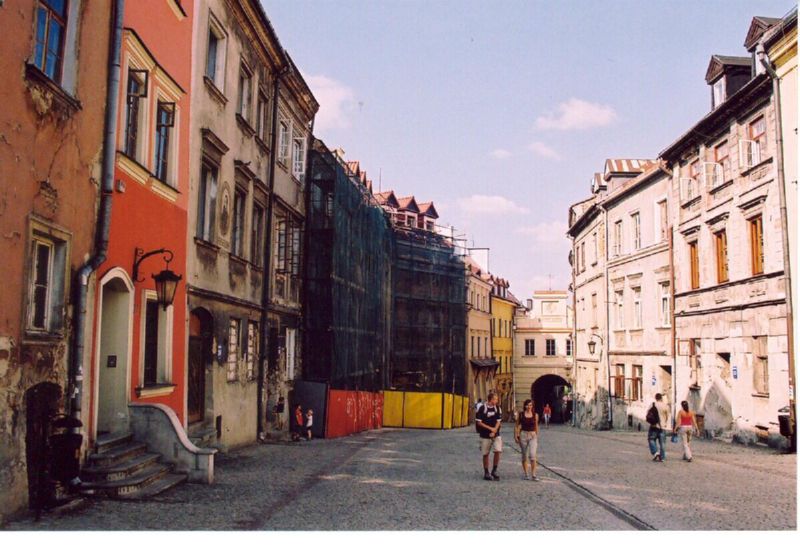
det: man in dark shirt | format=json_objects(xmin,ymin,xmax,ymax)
[{"xmin": 476, "ymin": 392, "xmax": 503, "ymax": 480}]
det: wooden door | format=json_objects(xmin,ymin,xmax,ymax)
[{"xmin": 188, "ymin": 312, "xmax": 207, "ymax": 424}]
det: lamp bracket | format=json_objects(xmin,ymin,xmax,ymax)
[{"xmin": 132, "ymin": 247, "xmax": 174, "ymax": 282}]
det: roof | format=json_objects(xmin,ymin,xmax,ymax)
[
  {"xmin": 705, "ymin": 55, "xmax": 751, "ymax": 83},
  {"xmin": 418, "ymin": 201, "xmax": 439, "ymax": 218},
  {"xmin": 346, "ymin": 161, "xmax": 360, "ymax": 176},
  {"xmin": 506, "ymin": 291, "xmax": 522, "ymax": 306},
  {"xmin": 763, "ymin": 7, "xmax": 798, "ymax": 49},
  {"xmin": 603, "ymin": 159, "xmax": 656, "ymax": 181},
  {"xmin": 374, "ymin": 190, "xmax": 399, "ymax": 208},
  {"xmin": 397, "ymin": 196, "xmax": 420, "ymax": 213},
  {"xmin": 744, "ymin": 16, "xmax": 781, "ymax": 49}
]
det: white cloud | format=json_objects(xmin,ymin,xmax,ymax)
[
  {"xmin": 534, "ymin": 97, "xmax": 617, "ymax": 131},
  {"xmin": 528, "ymin": 141, "xmax": 561, "ymax": 160},
  {"xmin": 457, "ymin": 195, "xmax": 529, "ymax": 215},
  {"xmin": 515, "ymin": 220, "xmax": 570, "ymax": 250},
  {"xmin": 489, "ymin": 148, "xmax": 512, "ymax": 159},
  {"xmin": 306, "ymin": 75, "xmax": 356, "ymax": 132}
]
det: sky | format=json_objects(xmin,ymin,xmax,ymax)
[{"xmin": 262, "ymin": 0, "xmax": 794, "ymax": 299}]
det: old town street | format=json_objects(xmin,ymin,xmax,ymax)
[{"xmin": 6, "ymin": 425, "xmax": 796, "ymax": 531}]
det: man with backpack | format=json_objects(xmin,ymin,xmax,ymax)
[
  {"xmin": 646, "ymin": 393, "xmax": 671, "ymax": 461},
  {"xmin": 476, "ymin": 392, "xmax": 503, "ymax": 481}
]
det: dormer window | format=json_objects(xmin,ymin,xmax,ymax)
[{"xmin": 712, "ymin": 78, "xmax": 725, "ymax": 109}]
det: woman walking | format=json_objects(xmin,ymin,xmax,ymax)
[
  {"xmin": 673, "ymin": 400, "xmax": 699, "ymax": 461},
  {"xmin": 514, "ymin": 399, "xmax": 540, "ymax": 481}
]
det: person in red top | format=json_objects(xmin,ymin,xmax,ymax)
[
  {"xmin": 673, "ymin": 400, "xmax": 699, "ymax": 461},
  {"xmin": 542, "ymin": 404, "xmax": 552, "ymax": 429},
  {"xmin": 291, "ymin": 404, "xmax": 303, "ymax": 442}
]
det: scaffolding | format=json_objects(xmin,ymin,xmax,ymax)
[{"xmin": 304, "ymin": 140, "xmax": 393, "ymax": 392}]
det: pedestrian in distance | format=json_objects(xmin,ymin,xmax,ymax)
[
  {"xmin": 291, "ymin": 404, "xmax": 303, "ymax": 442},
  {"xmin": 673, "ymin": 400, "xmax": 699, "ymax": 462},
  {"xmin": 514, "ymin": 399, "xmax": 540, "ymax": 481},
  {"xmin": 476, "ymin": 392, "xmax": 503, "ymax": 481},
  {"xmin": 543, "ymin": 403, "xmax": 552, "ymax": 429},
  {"xmin": 305, "ymin": 408, "xmax": 314, "ymax": 441},
  {"xmin": 274, "ymin": 396, "xmax": 285, "ymax": 431},
  {"xmin": 475, "ymin": 398, "xmax": 483, "ymax": 413},
  {"xmin": 646, "ymin": 393, "xmax": 671, "ymax": 461}
]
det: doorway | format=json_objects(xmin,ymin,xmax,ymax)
[
  {"xmin": 96, "ymin": 271, "xmax": 133, "ymax": 436},
  {"xmin": 188, "ymin": 308, "xmax": 213, "ymax": 424},
  {"xmin": 531, "ymin": 374, "xmax": 571, "ymax": 423}
]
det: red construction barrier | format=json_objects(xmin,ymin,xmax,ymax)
[{"xmin": 326, "ymin": 389, "xmax": 383, "ymax": 438}]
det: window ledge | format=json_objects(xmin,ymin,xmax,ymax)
[
  {"xmin": 25, "ymin": 63, "xmax": 81, "ymax": 116},
  {"xmin": 680, "ymin": 196, "xmax": 701, "ymax": 209},
  {"xmin": 277, "ymin": 160, "xmax": 288, "ymax": 172},
  {"xmin": 117, "ymin": 151, "xmax": 152, "ymax": 185},
  {"xmin": 612, "ymin": 328, "xmax": 625, "ymax": 333},
  {"xmin": 740, "ymin": 156, "xmax": 773, "ymax": 177},
  {"xmin": 655, "ymin": 325, "xmax": 672, "ymax": 330},
  {"xmin": 150, "ymin": 175, "xmax": 180, "ymax": 202},
  {"xmin": 23, "ymin": 330, "xmax": 65, "ymax": 343},
  {"xmin": 255, "ymin": 136, "xmax": 270, "ymax": 154},
  {"xmin": 628, "ymin": 328, "xmax": 644, "ymax": 332},
  {"xmin": 136, "ymin": 383, "xmax": 176, "ymax": 398},
  {"xmin": 203, "ymin": 76, "xmax": 227, "ymax": 105},
  {"xmin": 236, "ymin": 114, "xmax": 255, "ymax": 137},
  {"xmin": 709, "ymin": 179, "xmax": 733, "ymax": 195},
  {"xmin": 249, "ymin": 263, "xmax": 264, "ymax": 273},
  {"xmin": 751, "ymin": 393, "xmax": 770, "ymax": 399},
  {"xmin": 689, "ymin": 384, "xmax": 701, "ymax": 391},
  {"xmin": 229, "ymin": 253, "xmax": 248, "ymax": 267},
  {"xmin": 194, "ymin": 237, "xmax": 220, "ymax": 252}
]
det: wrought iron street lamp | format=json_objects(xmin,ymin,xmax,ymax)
[{"xmin": 132, "ymin": 247, "xmax": 182, "ymax": 308}]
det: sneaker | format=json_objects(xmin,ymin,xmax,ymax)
[
  {"xmin": 686, "ymin": 457, "xmax": 692, "ymax": 462},
  {"xmin": 484, "ymin": 473, "xmax": 493, "ymax": 481},
  {"xmin": 652, "ymin": 454, "xmax": 660, "ymax": 462},
  {"xmin": 491, "ymin": 472, "xmax": 500, "ymax": 481},
  {"xmin": 531, "ymin": 475, "xmax": 540, "ymax": 482}
]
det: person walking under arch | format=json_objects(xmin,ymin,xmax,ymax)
[
  {"xmin": 674, "ymin": 400, "xmax": 699, "ymax": 462},
  {"xmin": 515, "ymin": 399, "xmax": 540, "ymax": 481},
  {"xmin": 542, "ymin": 403, "xmax": 552, "ymax": 429},
  {"xmin": 476, "ymin": 392, "xmax": 503, "ymax": 481}
]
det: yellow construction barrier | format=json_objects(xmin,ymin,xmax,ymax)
[
  {"xmin": 442, "ymin": 393, "xmax": 454, "ymax": 429},
  {"xmin": 381, "ymin": 391, "xmax": 471, "ymax": 429},
  {"xmin": 383, "ymin": 390, "xmax": 404, "ymax": 427}
]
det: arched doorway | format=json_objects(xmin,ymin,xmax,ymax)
[
  {"xmin": 95, "ymin": 270, "xmax": 134, "ymax": 436},
  {"xmin": 25, "ymin": 382, "xmax": 62, "ymax": 510},
  {"xmin": 188, "ymin": 308, "xmax": 213, "ymax": 424},
  {"xmin": 531, "ymin": 374, "xmax": 570, "ymax": 423}
]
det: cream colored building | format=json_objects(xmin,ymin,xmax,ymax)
[
  {"xmin": 513, "ymin": 291, "xmax": 573, "ymax": 422},
  {"xmin": 465, "ymin": 256, "xmax": 494, "ymax": 409}
]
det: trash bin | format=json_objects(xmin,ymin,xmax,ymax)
[
  {"xmin": 49, "ymin": 415, "xmax": 83, "ymax": 485},
  {"xmin": 778, "ymin": 406, "xmax": 792, "ymax": 437},
  {"xmin": 695, "ymin": 413, "xmax": 705, "ymax": 437}
]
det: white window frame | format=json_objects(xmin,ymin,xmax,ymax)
[
  {"xmin": 659, "ymin": 282, "xmax": 671, "ymax": 327},
  {"xmin": 680, "ymin": 177, "xmax": 697, "ymax": 203},
  {"xmin": 739, "ymin": 139, "xmax": 761, "ymax": 170},
  {"xmin": 630, "ymin": 211, "xmax": 641, "ymax": 251},
  {"xmin": 525, "ymin": 339, "xmax": 535, "ymax": 356},
  {"xmin": 613, "ymin": 220, "xmax": 623, "ymax": 256},
  {"xmin": 152, "ymin": 90, "xmax": 178, "ymax": 187},
  {"xmin": 121, "ymin": 61, "xmax": 150, "ymax": 163},
  {"xmin": 278, "ymin": 118, "xmax": 290, "ymax": 163},
  {"xmin": 546, "ymin": 338, "xmax": 556, "ymax": 357},
  {"xmin": 712, "ymin": 78, "xmax": 725, "ymax": 109},
  {"xmin": 632, "ymin": 287, "xmax": 642, "ymax": 329},
  {"xmin": 227, "ymin": 318, "xmax": 240, "ymax": 382},
  {"xmin": 654, "ymin": 197, "xmax": 668, "ymax": 242},
  {"xmin": 205, "ymin": 12, "xmax": 227, "ymax": 91},
  {"xmin": 286, "ymin": 328, "xmax": 297, "ymax": 380},
  {"xmin": 237, "ymin": 61, "xmax": 252, "ymax": 121},
  {"xmin": 139, "ymin": 290, "xmax": 173, "ymax": 386},
  {"xmin": 615, "ymin": 290, "xmax": 624, "ymax": 330},
  {"xmin": 702, "ymin": 161, "xmax": 724, "ymax": 190},
  {"xmin": 292, "ymin": 135, "xmax": 306, "ymax": 180},
  {"xmin": 28, "ymin": 238, "xmax": 54, "ymax": 332}
]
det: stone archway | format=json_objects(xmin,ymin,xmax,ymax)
[{"xmin": 531, "ymin": 374, "xmax": 570, "ymax": 423}]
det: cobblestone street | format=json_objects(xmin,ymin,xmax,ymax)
[{"xmin": 5, "ymin": 425, "xmax": 796, "ymax": 531}]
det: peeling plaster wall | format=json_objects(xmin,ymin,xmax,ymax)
[{"xmin": 0, "ymin": 1, "xmax": 111, "ymax": 522}]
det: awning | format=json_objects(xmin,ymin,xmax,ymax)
[{"xmin": 469, "ymin": 358, "xmax": 499, "ymax": 369}]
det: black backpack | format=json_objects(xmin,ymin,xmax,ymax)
[{"xmin": 646, "ymin": 403, "xmax": 660, "ymax": 426}]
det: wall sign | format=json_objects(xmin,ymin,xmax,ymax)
[
  {"xmin": 732, "ymin": 365, "xmax": 738, "ymax": 380},
  {"xmin": 107, "ymin": 355, "xmax": 117, "ymax": 368}
]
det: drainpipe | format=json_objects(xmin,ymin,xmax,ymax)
[
  {"xmin": 68, "ymin": 0, "xmax": 124, "ymax": 430},
  {"xmin": 600, "ymin": 203, "xmax": 612, "ymax": 429},
  {"xmin": 257, "ymin": 64, "xmax": 289, "ymax": 440},
  {"xmin": 757, "ymin": 42, "xmax": 796, "ymax": 452},
  {"xmin": 570, "ymin": 236, "xmax": 577, "ymax": 427}
]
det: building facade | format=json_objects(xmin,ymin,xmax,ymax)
[
  {"xmin": 0, "ymin": 0, "xmax": 111, "ymax": 521},
  {"xmin": 512, "ymin": 291, "xmax": 573, "ymax": 422},
  {"xmin": 465, "ymin": 256, "xmax": 494, "ymax": 410},
  {"xmin": 490, "ymin": 276, "xmax": 516, "ymax": 417}
]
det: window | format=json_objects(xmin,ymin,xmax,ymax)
[
  {"xmin": 580, "ymin": 242, "xmax": 586, "ymax": 272},
  {"xmin": 484, "ymin": 337, "xmax": 488, "ymax": 357},
  {"xmin": 681, "ymin": 161, "xmax": 700, "ymax": 203},
  {"xmin": 714, "ymin": 141, "xmax": 730, "ymax": 183},
  {"xmin": 613, "ymin": 364, "xmax": 625, "ymax": 398},
  {"xmin": 227, "ymin": 318, "xmax": 239, "ymax": 381},
  {"xmin": 27, "ymin": 234, "xmax": 67, "ymax": 334},
  {"xmin": 525, "ymin": 339, "xmax": 535, "ymax": 356},
  {"xmin": 290, "ymin": 224, "xmax": 301, "ymax": 276},
  {"xmin": 276, "ymin": 218, "xmax": 301, "ymax": 276},
  {"xmin": 613, "ymin": 220, "xmax": 623, "ymax": 256},
  {"xmin": 142, "ymin": 294, "xmax": 170, "ymax": 386},
  {"xmin": 566, "ymin": 338, "xmax": 572, "ymax": 357},
  {"xmin": 237, "ymin": 63, "xmax": 252, "ymax": 121},
  {"xmin": 741, "ymin": 116, "xmax": 767, "ymax": 169},
  {"xmin": 688, "ymin": 240, "xmax": 699, "ymax": 289},
  {"xmin": 657, "ymin": 199, "xmax": 668, "ymax": 242},
  {"xmin": 715, "ymin": 230, "xmax": 728, "ymax": 284},
  {"xmin": 292, "ymin": 136, "xmax": 306, "ymax": 179},
  {"xmin": 753, "ymin": 336, "xmax": 769, "ymax": 395},
  {"xmin": 196, "ymin": 162, "xmax": 218, "ymax": 242},
  {"xmin": 546, "ymin": 339, "xmax": 556, "ymax": 356},
  {"xmin": 278, "ymin": 120, "xmax": 289, "ymax": 162},
  {"xmin": 124, "ymin": 69, "xmax": 147, "ymax": 159},
  {"xmin": 631, "ymin": 365, "xmax": 643, "ymax": 401},
  {"xmin": 750, "ymin": 215, "xmax": 764, "ymax": 275},
  {"xmin": 471, "ymin": 336, "xmax": 475, "ymax": 357},
  {"xmin": 251, "ymin": 202, "xmax": 264, "ymax": 265},
  {"xmin": 255, "ymin": 91, "xmax": 268, "ymax": 141},
  {"xmin": 205, "ymin": 16, "xmax": 226, "ymax": 88},
  {"xmin": 405, "ymin": 215, "xmax": 415, "ymax": 228},
  {"xmin": 615, "ymin": 290, "xmax": 624, "ymax": 329},
  {"xmin": 246, "ymin": 321, "xmax": 258, "ymax": 381},
  {"xmin": 286, "ymin": 328, "xmax": 297, "ymax": 380},
  {"xmin": 33, "ymin": 0, "xmax": 67, "ymax": 81},
  {"xmin": 591, "ymin": 293, "xmax": 597, "ymax": 327},
  {"xmin": 632, "ymin": 287, "xmax": 642, "ymax": 329},
  {"xmin": 592, "ymin": 231, "xmax": 598, "ymax": 264},
  {"xmin": 153, "ymin": 101, "xmax": 175, "ymax": 183},
  {"xmin": 276, "ymin": 219, "xmax": 287, "ymax": 271},
  {"xmin": 712, "ymin": 78, "xmax": 725, "ymax": 109},
  {"xmin": 659, "ymin": 282, "xmax": 671, "ymax": 327},
  {"xmin": 231, "ymin": 188, "xmax": 246, "ymax": 257},
  {"xmin": 631, "ymin": 212, "xmax": 641, "ymax": 250}
]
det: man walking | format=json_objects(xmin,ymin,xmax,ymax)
[
  {"xmin": 647, "ymin": 393, "xmax": 671, "ymax": 461},
  {"xmin": 476, "ymin": 393, "xmax": 503, "ymax": 480}
]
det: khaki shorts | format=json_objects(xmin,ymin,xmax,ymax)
[
  {"xmin": 480, "ymin": 435, "xmax": 503, "ymax": 455},
  {"xmin": 520, "ymin": 431, "xmax": 538, "ymax": 462}
]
